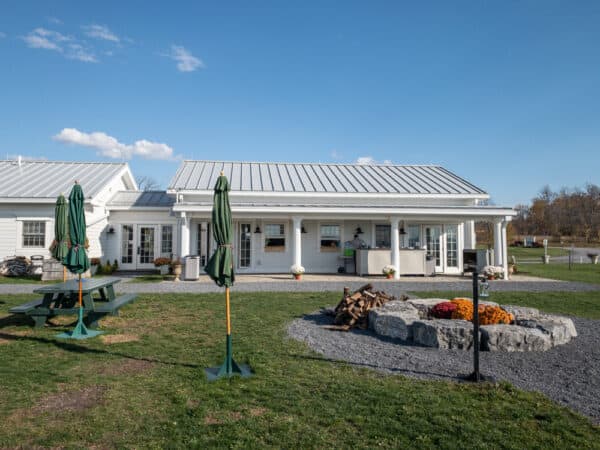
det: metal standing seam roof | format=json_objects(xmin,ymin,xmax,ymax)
[
  {"xmin": 168, "ymin": 161, "xmax": 488, "ymax": 195},
  {"xmin": 0, "ymin": 160, "xmax": 129, "ymax": 200},
  {"xmin": 107, "ymin": 191, "xmax": 175, "ymax": 208}
]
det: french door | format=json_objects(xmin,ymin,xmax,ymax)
[
  {"xmin": 238, "ymin": 223, "xmax": 252, "ymax": 268},
  {"xmin": 424, "ymin": 225, "xmax": 443, "ymax": 272},
  {"xmin": 423, "ymin": 224, "xmax": 461, "ymax": 274},
  {"xmin": 120, "ymin": 224, "xmax": 159, "ymax": 270}
]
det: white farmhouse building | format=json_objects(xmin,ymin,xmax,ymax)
[
  {"xmin": 0, "ymin": 159, "xmax": 516, "ymax": 279},
  {"xmin": 0, "ymin": 160, "xmax": 136, "ymax": 261}
]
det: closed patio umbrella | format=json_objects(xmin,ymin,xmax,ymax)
[
  {"xmin": 205, "ymin": 171, "xmax": 252, "ymax": 380},
  {"xmin": 57, "ymin": 182, "xmax": 102, "ymax": 339},
  {"xmin": 49, "ymin": 194, "xmax": 69, "ymax": 282}
]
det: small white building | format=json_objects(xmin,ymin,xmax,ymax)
[
  {"xmin": 0, "ymin": 160, "xmax": 136, "ymax": 261},
  {"xmin": 0, "ymin": 159, "xmax": 516, "ymax": 279}
]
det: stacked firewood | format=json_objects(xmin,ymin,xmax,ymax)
[
  {"xmin": 328, "ymin": 284, "xmax": 397, "ymax": 331},
  {"xmin": 0, "ymin": 256, "xmax": 32, "ymax": 277}
]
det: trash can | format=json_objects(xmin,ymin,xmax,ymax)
[
  {"xmin": 184, "ymin": 255, "xmax": 200, "ymax": 280},
  {"xmin": 30, "ymin": 255, "xmax": 44, "ymax": 276}
]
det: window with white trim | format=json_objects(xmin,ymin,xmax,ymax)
[
  {"xmin": 161, "ymin": 225, "xmax": 173, "ymax": 254},
  {"xmin": 407, "ymin": 225, "xmax": 421, "ymax": 248},
  {"xmin": 264, "ymin": 223, "xmax": 285, "ymax": 252},
  {"xmin": 320, "ymin": 224, "xmax": 340, "ymax": 252},
  {"xmin": 375, "ymin": 224, "xmax": 391, "ymax": 248},
  {"xmin": 22, "ymin": 221, "xmax": 46, "ymax": 248}
]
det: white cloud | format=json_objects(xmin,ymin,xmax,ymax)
[
  {"xmin": 22, "ymin": 28, "xmax": 69, "ymax": 51},
  {"xmin": 355, "ymin": 156, "xmax": 393, "ymax": 165},
  {"xmin": 330, "ymin": 149, "xmax": 343, "ymax": 160},
  {"xmin": 53, "ymin": 128, "xmax": 178, "ymax": 161},
  {"xmin": 21, "ymin": 27, "xmax": 98, "ymax": 63},
  {"xmin": 66, "ymin": 43, "xmax": 98, "ymax": 63},
  {"xmin": 47, "ymin": 17, "xmax": 63, "ymax": 25},
  {"xmin": 355, "ymin": 156, "xmax": 376, "ymax": 165},
  {"xmin": 166, "ymin": 45, "xmax": 204, "ymax": 72},
  {"xmin": 82, "ymin": 24, "xmax": 120, "ymax": 43}
]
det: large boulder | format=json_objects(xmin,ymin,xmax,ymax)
[
  {"xmin": 368, "ymin": 302, "xmax": 420, "ymax": 341},
  {"xmin": 518, "ymin": 314, "xmax": 577, "ymax": 346},
  {"xmin": 502, "ymin": 305, "xmax": 540, "ymax": 321},
  {"xmin": 406, "ymin": 299, "xmax": 447, "ymax": 318},
  {"xmin": 412, "ymin": 319, "xmax": 474, "ymax": 349},
  {"xmin": 480, "ymin": 324, "xmax": 552, "ymax": 352}
]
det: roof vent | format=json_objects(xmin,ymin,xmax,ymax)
[{"xmin": 17, "ymin": 155, "xmax": 22, "ymax": 167}]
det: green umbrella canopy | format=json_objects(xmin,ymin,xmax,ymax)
[
  {"xmin": 63, "ymin": 183, "xmax": 90, "ymax": 275},
  {"xmin": 50, "ymin": 194, "xmax": 69, "ymax": 261},
  {"xmin": 205, "ymin": 174, "xmax": 235, "ymax": 287}
]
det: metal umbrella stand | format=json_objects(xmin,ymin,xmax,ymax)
[
  {"xmin": 56, "ymin": 182, "xmax": 102, "ymax": 340},
  {"xmin": 49, "ymin": 194, "xmax": 69, "ymax": 282},
  {"xmin": 204, "ymin": 172, "xmax": 252, "ymax": 380}
]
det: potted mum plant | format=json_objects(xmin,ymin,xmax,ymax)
[
  {"xmin": 483, "ymin": 265, "xmax": 504, "ymax": 280},
  {"xmin": 382, "ymin": 264, "xmax": 396, "ymax": 279},
  {"xmin": 154, "ymin": 257, "xmax": 172, "ymax": 275},
  {"xmin": 290, "ymin": 264, "xmax": 305, "ymax": 280}
]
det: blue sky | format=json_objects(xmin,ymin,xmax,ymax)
[{"xmin": 1, "ymin": 1, "xmax": 599, "ymax": 206}]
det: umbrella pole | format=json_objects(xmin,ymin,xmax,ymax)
[
  {"xmin": 225, "ymin": 287, "xmax": 232, "ymax": 372},
  {"xmin": 63, "ymin": 266, "xmax": 66, "ymax": 283},
  {"xmin": 56, "ymin": 273, "xmax": 102, "ymax": 340}
]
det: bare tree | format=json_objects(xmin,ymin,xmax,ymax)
[{"xmin": 136, "ymin": 176, "xmax": 161, "ymax": 191}]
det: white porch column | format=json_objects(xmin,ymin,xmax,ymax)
[
  {"xmin": 390, "ymin": 217, "xmax": 400, "ymax": 280},
  {"xmin": 501, "ymin": 220, "xmax": 509, "ymax": 280},
  {"xmin": 464, "ymin": 220, "xmax": 476, "ymax": 249},
  {"xmin": 178, "ymin": 213, "xmax": 190, "ymax": 259},
  {"xmin": 292, "ymin": 216, "xmax": 302, "ymax": 268},
  {"xmin": 493, "ymin": 219, "xmax": 502, "ymax": 266}
]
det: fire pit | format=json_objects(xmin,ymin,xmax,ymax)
[{"xmin": 369, "ymin": 298, "xmax": 577, "ymax": 352}]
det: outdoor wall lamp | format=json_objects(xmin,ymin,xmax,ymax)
[
  {"xmin": 301, "ymin": 226, "xmax": 307, "ymax": 234},
  {"xmin": 254, "ymin": 226, "xmax": 262, "ymax": 234},
  {"xmin": 108, "ymin": 227, "xmax": 115, "ymax": 234},
  {"xmin": 355, "ymin": 227, "xmax": 364, "ymax": 235}
]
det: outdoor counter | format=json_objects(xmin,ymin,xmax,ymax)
[{"xmin": 355, "ymin": 248, "xmax": 433, "ymax": 276}]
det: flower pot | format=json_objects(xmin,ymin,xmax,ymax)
[
  {"xmin": 293, "ymin": 273, "xmax": 302, "ymax": 280},
  {"xmin": 172, "ymin": 264, "xmax": 182, "ymax": 282},
  {"xmin": 542, "ymin": 255, "xmax": 550, "ymax": 264},
  {"xmin": 159, "ymin": 265, "xmax": 170, "ymax": 275},
  {"xmin": 385, "ymin": 273, "xmax": 393, "ymax": 279},
  {"xmin": 589, "ymin": 255, "xmax": 599, "ymax": 264}
]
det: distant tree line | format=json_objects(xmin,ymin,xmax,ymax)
[{"xmin": 510, "ymin": 184, "xmax": 600, "ymax": 243}]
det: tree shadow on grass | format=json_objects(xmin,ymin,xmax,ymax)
[{"xmin": 0, "ymin": 331, "xmax": 201, "ymax": 369}]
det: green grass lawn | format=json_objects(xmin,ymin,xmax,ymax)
[
  {"xmin": 1, "ymin": 292, "xmax": 599, "ymax": 448},
  {"xmin": 129, "ymin": 274, "xmax": 171, "ymax": 283},
  {"xmin": 517, "ymin": 263, "xmax": 600, "ymax": 285},
  {"xmin": 0, "ymin": 275, "xmax": 60, "ymax": 284},
  {"xmin": 414, "ymin": 291, "xmax": 600, "ymax": 320},
  {"xmin": 508, "ymin": 246, "xmax": 569, "ymax": 259}
]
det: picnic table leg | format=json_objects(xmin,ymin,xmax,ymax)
[
  {"xmin": 84, "ymin": 312, "xmax": 107, "ymax": 329},
  {"xmin": 30, "ymin": 314, "xmax": 47, "ymax": 328}
]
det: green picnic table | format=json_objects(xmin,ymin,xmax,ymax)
[{"xmin": 9, "ymin": 277, "xmax": 137, "ymax": 328}]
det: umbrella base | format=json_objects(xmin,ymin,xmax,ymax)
[
  {"xmin": 56, "ymin": 308, "xmax": 103, "ymax": 340},
  {"xmin": 205, "ymin": 335, "xmax": 252, "ymax": 381},
  {"xmin": 462, "ymin": 371, "xmax": 496, "ymax": 383}
]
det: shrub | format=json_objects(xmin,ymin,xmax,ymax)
[
  {"xmin": 103, "ymin": 260, "xmax": 114, "ymax": 275},
  {"xmin": 450, "ymin": 298, "xmax": 514, "ymax": 325},
  {"xmin": 154, "ymin": 257, "xmax": 172, "ymax": 267},
  {"xmin": 431, "ymin": 302, "xmax": 457, "ymax": 319},
  {"xmin": 112, "ymin": 259, "xmax": 119, "ymax": 271},
  {"xmin": 479, "ymin": 306, "xmax": 514, "ymax": 325}
]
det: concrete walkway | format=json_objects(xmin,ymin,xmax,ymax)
[{"xmin": 0, "ymin": 274, "xmax": 598, "ymax": 295}]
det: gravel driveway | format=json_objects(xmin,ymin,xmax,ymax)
[{"xmin": 288, "ymin": 311, "xmax": 600, "ymax": 424}]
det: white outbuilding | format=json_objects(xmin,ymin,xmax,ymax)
[{"xmin": 0, "ymin": 159, "xmax": 515, "ymax": 279}]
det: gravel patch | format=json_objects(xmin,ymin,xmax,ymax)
[{"xmin": 288, "ymin": 310, "xmax": 600, "ymax": 424}]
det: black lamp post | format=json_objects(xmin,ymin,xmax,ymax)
[{"xmin": 465, "ymin": 271, "xmax": 494, "ymax": 382}]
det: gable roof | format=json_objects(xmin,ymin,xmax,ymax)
[
  {"xmin": 168, "ymin": 160, "xmax": 487, "ymax": 196},
  {"xmin": 107, "ymin": 191, "xmax": 175, "ymax": 209},
  {"xmin": 0, "ymin": 160, "xmax": 134, "ymax": 201}
]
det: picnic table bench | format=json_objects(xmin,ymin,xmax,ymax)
[{"xmin": 9, "ymin": 277, "xmax": 137, "ymax": 328}]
